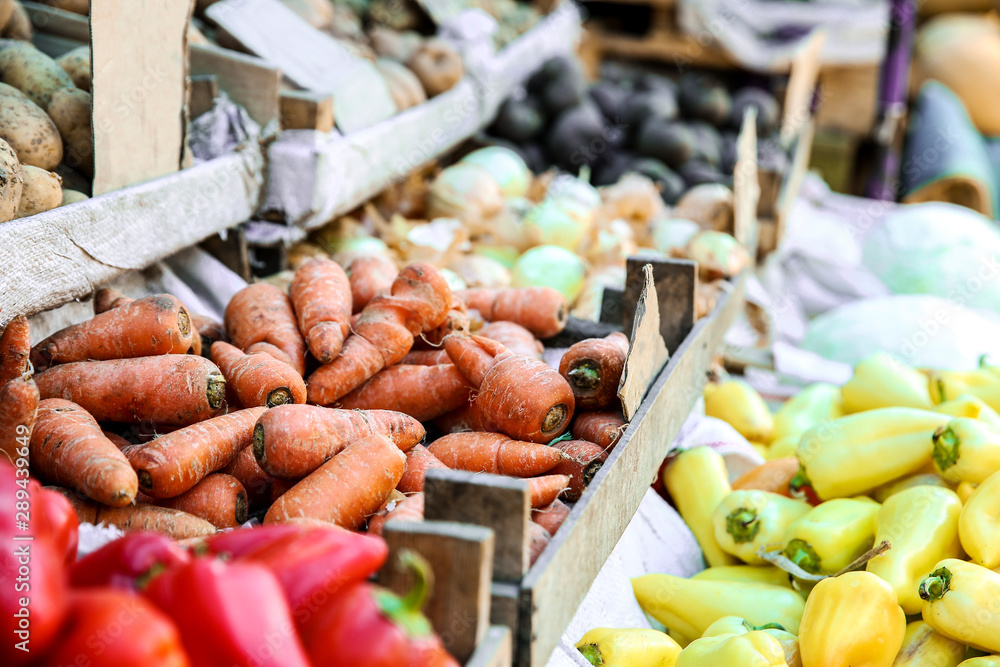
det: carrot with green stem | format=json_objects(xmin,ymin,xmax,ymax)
[
  {"xmin": 31, "ymin": 399, "xmax": 138, "ymax": 506},
  {"xmin": 31, "ymin": 294, "xmax": 196, "ymax": 369},
  {"xmin": 252, "ymin": 404, "xmax": 425, "ymax": 479},
  {"xmin": 347, "ymin": 255, "xmax": 397, "ymax": 313},
  {"xmin": 0, "ymin": 377, "xmax": 38, "ymax": 464},
  {"xmin": 427, "ymin": 432, "xmax": 566, "ymax": 477},
  {"xmin": 290, "ymin": 257, "xmax": 353, "ymax": 364},
  {"xmin": 533, "ymin": 499, "xmax": 570, "ymax": 536},
  {"xmin": 306, "ymin": 263, "xmax": 453, "ymax": 405},
  {"xmin": 367, "ymin": 492, "xmax": 424, "ymax": 536},
  {"xmin": 53, "ymin": 488, "xmax": 217, "ymax": 539},
  {"xmin": 572, "ymin": 411, "xmax": 627, "ymax": 450},
  {"xmin": 225, "ymin": 283, "xmax": 307, "ymax": 376},
  {"xmin": 212, "ymin": 341, "xmax": 306, "ymax": 407},
  {"xmin": 397, "ymin": 444, "xmax": 447, "ymax": 494},
  {"xmin": 547, "ymin": 439, "xmax": 609, "ymax": 501},
  {"xmin": 265, "ymin": 434, "xmax": 406, "ymax": 528},
  {"xmin": 221, "ymin": 446, "xmax": 274, "ymax": 510},
  {"xmin": 124, "ymin": 406, "xmax": 267, "ymax": 498},
  {"xmin": 336, "ymin": 364, "xmax": 473, "ymax": 422},
  {"xmin": 458, "ymin": 287, "xmax": 567, "ymax": 338},
  {"xmin": 0, "ymin": 315, "xmax": 31, "ymax": 383},
  {"xmin": 478, "ymin": 321, "xmax": 544, "ymax": 360},
  {"xmin": 529, "ymin": 474, "xmax": 571, "ymax": 508},
  {"xmin": 35, "ymin": 355, "xmax": 226, "ymax": 426},
  {"xmin": 140, "ymin": 473, "xmax": 248, "ymax": 529},
  {"xmin": 444, "ymin": 334, "xmax": 574, "ymax": 442},
  {"xmin": 559, "ymin": 332, "xmax": 629, "ymax": 410}
]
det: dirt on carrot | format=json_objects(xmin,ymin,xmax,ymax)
[
  {"xmin": 336, "ymin": 364, "xmax": 473, "ymax": 422},
  {"xmin": 558, "ymin": 332, "xmax": 629, "ymax": 410},
  {"xmin": 212, "ymin": 341, "xmax": 306, "ymax": 408},
  {"xmin": 143, "ymin": 473, "xmax": 249, "ymax": 529},
  {"xmin": 572, "ymin": 411, "xmax": 627, "ymax": 450},
  {"xmin": 221, "ymin": 445, "xmax": 275, "ymax": 510},
  {"xmin": 532, "ymin": 498, "xmax": 570, "ymax": 536},
  {"xmin": 225, "ymin": 283, "xmax": 307, "ymax": 376},
  {"xmin": 55, "ymin": 488, "xmax": 217, "ymax": 539},
  {"xmin": 0, "ymin": 315, "xmax": 31, "ymax": 384},
  {"xmin": 458, "ymin": 287, "xmax": 567, "ymax": 339},
  {"xmin": 547, "ymin": 439, "xmax": 609, "ymax": 501},
  {"xmin": 427, "ymin": 432, "xmax": 566, "ymax": 477},
  {"xmin": 478, "ymin": 321, "xmax": 544, "ymax": 360},
  {"xmin": 529, "ymin": 474, "xmax": 571, "ymax": 508},
  {"xmin": 367, "ymin": 492, "xmax": 424, "ymax": 536},
  {"xmin": 290, "ymin": 257, "xmax": 353, "ymax": 364},
  {"xmin": 0, "ymin": 378, "xmax": 39, "ymax": 464},
  {"xmin": 397, "ymin": 444, "xmax": 448, "ymax": 494},
  {"xmin": 347, "ymin": 255, "xmax": 397, "ymax": 313}
]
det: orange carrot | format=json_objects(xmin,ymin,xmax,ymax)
[
  {"xmin": 420, "ymin": 304, "xmax": 470, "ymax": 347},
  {"xmin": 400, "ymin": 349, "xmax": 452, "ymax": 365},
  {"xmin": 290, "ymin": 257, "xmax": 353, "ymax": 364},
  {"xmin": 458, "ymin": 287, "xmax": 567, "ymax": 339},
  {"xmin": 54, "ymin": 489, "xmax": 216, "ymax": 539},
  {"xmin": 397, "ymin": 444, "xmax": 447, "ymax": 494},
  {"xmin": 572, "ymin": 411, "xmax": 627, "ymax": 450},
  {"xmin": 529, "ymin": 522, "xmax": 551, "ymax": 565},
  {"xmin": 444, "ymin": 334, "xmax": 574, "ymax": 443},
  {"xmin": 0, "ymin": 378, "xmax": 38, "ymax": 464},
  {"xmin": 558, "ymin": 332, "xmax": 629, "ymax": 410},
  {"xmin": 336, "ymin": 364, "xmax": 473, "ymax": 422},
  {"xmin": 347, "ymin": 255, "xmax": 397, "ymax": 313},
  {"xmin": 433, "ymin": 402, "xmax": 484, "ymax": 434},
  {"xmin": 124, "ymin": 407, "xmax": 268, "ymax": 498},
  {"xmin": 548, "ymin": 439, "xmax": 609, "ymax": 501},
  {"xmin": 732, "ymin": 458, "xmax": 800, "ymax": 498},
  {"xmin": 427, "ymin": 432, "xmax": 566, "ymax": 477},
  {"xmin": 211, "ymin": 341, "xmax": 306, "ymax": 408},
  {"xmin": 225, "ymin": 283, "xmax": 307, "ymax": 376},
  {"xmin": 190, "ymin": 313, "xmax": 227, "ymax": 351},
  {"xmin": 264, "ymin": 434, "xmax": 406, "ymax": 528},
  {"xmin": 221, "ymin": 445, "xmax": 275, "ymax": 510},
  {"xmin": 269, "ymin": 477, "xmax": 297, "ymax": 505},
  {"xmin": 143, "ymin": 473, "xmax": 248, "ymax": 529},
  {"xmin": 478, "ymin": 321, "xmax": 544, "ymax": 360},
  {"xmin": 35, "ymin": 355, "xmax": 226, "ymax": 426},
  {"xmin": 102, "ymin": 429, "xmax": 134, "ymax": 451},
  {"xmin": 306, "ymin": 263, "xmax": 453, "ymax": 405},
  {"xmin": 31, "ymin": 399, "xmax": 138, "ymax": 506},
  {"xmin": 0, "ymin": 315, "xmax": 31, "ymax": 384},
  {"xmin": 92, "ymin": 287, "xmax": 133, "ymax": 314},
  {"xmin": 530, "ymin": 474, "xmax": 571, "ymax": 508},
  {"xmin": 532, "ymin": 499, "xmax": 570, "ymax": 536},
  {"xmin": 252, "ymin": 404, "xmax": 425, "ymax": 479},
  {"xmin": 367, "ymin": 492, "xmax": 424, "ymax": 536},
  {"xmin": 31, "ymin": 294, "xmax": 196, "ymax": 369}
]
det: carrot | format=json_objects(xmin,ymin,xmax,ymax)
[
  {"xmin": 35, "ymin": 355, "xmax": 226, "ymax": 426},
  {"xmin": 572, "ymin": 411, "xmax": 627, "ymax": 450},
  {"xmin": 421, "ymin": 304, "xmax": 470, "ymax": 347},
  {"xmin": 252, "ymin": 404, "xmax": 425, "ymax": 479},
  {"xmin": 190, "ymin": 313, "xmax": 227, "ymax": 350},
  {"xmin": 31, "ymin": 294, "xmax": 196, "ymax": 369},
  {"xmin": 0, "ymin": 378, "xmax": 38, "ymax": 464},
  {"xmin": 225, "ymin": 283, "xmax": 307, "ymax": 376},
  {"xmin": 92, "ymin": 287, "xmax": 133, "ymax": 314},
  {"xmin": 0, "ymin": 315, "xmax": 31, "ymax": 384},
  {"xmin": 54, "ymin": 489, "xmax": 216, "ymax": 539},
  {"xmin": 102, "ymin": 429, "xmax": 134, "ymax": 450},
  {"xmin": 347, "ymin": 255, "xmax": 397, "ymax": 313},
  {"xmin": 458, "ymin": 287, "xmax": 567, "ymax": 339},
  {"xmin": 142, "ymin": 473, "xmax": 249, "ymax": 529},
  {"xmin": 367, "ymin": 492, "xmax": 424, "ymax": 536},
  {"xmin": 532, "ymin": 498, "xmax": 570, "ymax": 536},
  {"xmin": 400, "ymin": 349, "xmax": 452, "ymax": 365},
  {"xmin": 478, "ymin": 321, "xmax": 544, "ymax": 360},
  {"xmin": 732, "ymin": 458, "xmax": 800, "ymax": 498},
  {"xmin": 269, "ymin": 477, "xmax": 297, "ymax": 505},
  {"xmin": 336, "ymin": 364, "xmax": 473, "ymax": 422},
  {"xmin": 528, "ymin": 522, "xmax": 551, "ymax": 565},
  {"xmin": 31, "ymin": 399, "xmax": 138, "ymax": 506},
  {"xmin": 530, "ymin": 474, "xmax": 571, "ymax": 508},
  {"xmin": 211, "ymin": 341, "xmax": 306, "ymax": 408},
  {"xmin": 547, "ymin": 439, "xmax": 609, "ymax": 501},
  {"xmin": 221, "ymin": 445, "xmax": 274, "ymax": 510},
  {"xmin": 124, "ymin": 406, "xmax": 268, "ymax": 498},
  {"xmin": 264, "ymin": 434, "xmax": 406, "ymax": 529},
  {"xmin": 558, "ymin": 332, "xmax": 629, "ymax": 410},
  {"xmin": 427, "ymin": 432, "xmax": 566, "ymax": 477},
  {"xmin": 444, "ymin": 334, "xmax": 574, "ymax": 443},
  {"xmin": 290, "ymin": 257, "xmax": 353, "ymax": 364},
  {"xmin": 397, "ymin": 444, "xmax": 447, "ymax": 494}
]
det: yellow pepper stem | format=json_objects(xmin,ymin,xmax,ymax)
[
  {"xmin": 919, "ymin": 566, "xmax": 953, "ymax": 602},
  {"xmin": 932, "ymin": 426, "xmax": 960, "ymax": 471},
  {"xmin": 577, "ymin": 643, "xmax": 603, "ymax": 666},
  {"xmin": 726, "ymin": 508, "xmax": 762, "ymax": 543},
  {"xmin": 783, "ymin": 539, "xmax": 822, "ymax": 575}
]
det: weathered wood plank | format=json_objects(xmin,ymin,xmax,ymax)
[
  {"xmin": 466, "ymin": 626, "xmax": 513, "ymax": 667},
  {"xmin": 734, "ymin": 110, "xmax": 760, "ymax": 252},
  {"xmin": 280, "ymin": 89, "xmax": 334, "ymax": 132},
  {"xmin": 190, "ymin": 43, "xmax": 281, "ymax": 127},
  {"xmin": 624, "ymin": 257, "xmax": 697, "ymax": 354},
  {"xmin": 190, "ymin": 75, "xmax": 220, "ymax": 120},
  {"xmin": 618, "ymin": 265, "xmax": 669, "ymax": 420},
  {"xmin": 23, "ymin": 1, "xmax": 89, "ymax": 42}
]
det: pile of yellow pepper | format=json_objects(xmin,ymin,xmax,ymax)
[{"xmin": 574, "ymin": 352, "xmax": 1000, "ymax": 667}]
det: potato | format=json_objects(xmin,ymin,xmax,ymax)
[
  {"xmin": 54, "ymin": 163, "xmax": 89, "ymax": 194},
  {"xmin": 39, "ymin": 0, "xmax": 88, "ymax": 15},
  {"xmin": 0, "ymin": 82, "xmax": 62, "ymax": 170},
  {"xmin": 0, "ymin": 136, "xmax": 21, "ymax": 222},
  {"xmin": 0, "ymin": 40, "xmax": 75, "ymax": 109},
  {"xmin": 56, "ymin": 45, "xmax": 89, "ymax": 92},
  {"xmin": 15, "ymin": 165, "xmax": 61, "ymax": 218},
  {"xmin": 61, "ymin": 189, "xmax": 87, "ymax": 206},
  {"xmin": 2, "ymin": 2, "xmax": 30, "ymax": 42},
  {"xmin": 47, "ymin": 87, "xmax": 92, "ymax": 177},
  {"xmin": 0, "ymin": 1, "xmax": 13, "ymax": 33}
]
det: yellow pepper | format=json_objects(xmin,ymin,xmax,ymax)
[
  {"xmin": 919, "ymin": 559, "xmax": 1000, "ymax": 653},
  {"xmin": 929, "ymin": 364, "xmax": 1000, "ymax": 410},
  {"xmin": 792, "ymin": 408, "xmax": 949, "ymax": 499},
  {"xmin": 630, "ymin": 575, "xmax": 804, "ymax": 647},
  {"xmin": 957, "ymin": 481, "xmax": 978, "ymax": 503},
  {"xmin": 704, "ymin": 379, "xmax": 774, "ymax": 443},
  {"xmin": 866, "ymin": 486, "xmax": 963, "ymax": 614},
  {"xmin": 772, "ymin": 383, "xmax": 843, "ymax": 441},
  {"xmin": 958, "ymin": 658, "xmax": 1000, "ymax": 667},
  {"xmin": 675, "ymin": 631, "xmax": 787, "ymax": 667},
  {"xmin": 870, "ymin": 473, "xmax": 952, "ymax": 503},
  {"xmin": 933, "ymin": 418, "xmax": 1000, "ymax": 483},
  {"xmin": 933, "ymin": 394, "xmax": 1000, "ymax": 429},
  {"xmin": 712, "ymin": 491, "xmax": 810, "ymax": 565},
  {"xmin": 701, "ymin": 617, "xmax": 800, "ymax": 667},
  {"xmin": 780, "ymin": 498, "xmax": 880, "ymax": 575},
  {"xmin": 769, "ymin": 435, "xmax": 799, "ymax": 460},
  {"xmin": 889, "ymin": 621, "xmax": 965, "ymax": 667},
  {"xmin": 798, "ymin": 571, "xmax": 906, "ymax": 667},
  {"xmin": 575, "ymin": 627, "xmax": 681, "ymax": 667},
  {"xmin": 691, "ymin": 565, "xmax": 791, "ymax": 589},
  {"xmin": 958, "ymin": 469, "xmax": 1000, "ymax": 568},
  {"xmin": 841, "ymin": 353, "xmax": 933, "ymax": 413},
  {"xmin": 664, "ymin": 447, "xmax": 738, "ymax": 567}
]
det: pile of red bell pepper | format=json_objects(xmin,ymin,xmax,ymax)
[{"xmin": 1, "ymin": 462, "xmax": 459, "ymax": 667}]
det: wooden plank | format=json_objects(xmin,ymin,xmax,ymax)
[
  {"xmin": 734, "ymin": 110, "xmax": 760, "ymax": 253},
  {"xmin": 280, "ymin": 89, "xmax": 334, "ymax": 132},
  {"xmin": 618, "ymin": 265, "xmax": 669, "ymax": 421},
  {"xmin": 815, "ymin": 63, "xmax": 880, "ymax": 138},
  {"xmin": 775, "ymin": 118, "xmax": 814, "ymax": 246},
  {"xmin": 518, "ymin": 271, "xmax": 748, "ymax": 667},
  {"xmin": 190, "ymin": 43, "xmax": 281, "ymax": 127},
  {"xmin": 490, "ymin": 582, "xmax": 520, "ymax": 635},
  {"xmin": 588, "ymin": 27, "xmax": 737, "ymax": 71},
  {"xmin": 424, "ymin": 470, "xmax": 531, "ymax": 583},
  {"xmin": 379, "ymin": 522, "xmax": 495, "ymax": 663},
  {"xmin": 200, "ymin": 227, "xmax": 251, "ymax": 283},
  {"xmin": 189, "ymin": 75, "xmax": 220, "ymax": 120},
  {"xmin": 91, "ymin": 0, "xmax": 192, "ymax": 194},
  {"xmin": 23, "ymin": 1, "xmax": 89, "ymax": 41},
  {"xmin": 780, "ymin": 30, "xmax": 826, "ymax": 146},
  {"xmin": 624, "ymin": 257, "xmax": 697, "ymax": 355},
  {"xmin": 33, "ymin": 32, "xmax": 85, "ymax": 58},
  {"xmin": 466, "ymin": 626, "xmax": 513, "ymax": 667}
]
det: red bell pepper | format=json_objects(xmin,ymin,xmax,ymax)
[
  {"xmin": 300, "ymin": 550, "xmax": 459, "ymax": 667},
  {"xmin": 40, "ymin": 588, "xmax": 190, "ymax": 667},
  {"xmin": 142, "ymin": 557, "xmax": 311, "ymax": 667},
  {"xmin": 30, "ymin": 482, "xmax": 78, "ymax": 567},
  {"xmin": 202, "ymin": 523, "xmax": 306, "ymax": 559},
  {"xmin": 70, "ymin": 531, "xmax": 190, "ymax": 591}
]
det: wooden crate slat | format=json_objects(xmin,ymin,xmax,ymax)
[
  {"xmin": 190, "ymin": 43, "xmax": 282, "ymax": 127},
  {"xmin": 23, "ymin": 1, "xmax": 89, "ymax": 42},
  {"xmin": 466, "ymin": 626, "xmax": 513, "ymax": 667}
]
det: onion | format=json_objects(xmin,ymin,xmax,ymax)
[
  {"xmin": 672, "ymin": 184, "xmax": 734, "ymax": 232},
  {"xmin": 572, "ymin": 265, "xmax": 626, "ymax": 321},
  {"xmin": 685, "ymin": 230, "xmax": 750, "ymax": 280},
  {"xmin": 586, "ymin": 218, "xmax": 637, "ymax": 268},
  {"xmin": 439, "ymin": 268, "xmax": 468, "ymax": 292},
  {"xmin": 651, "ymin": 218, "xmax": 700, "ymax": 254},
  {"xmin": 546, "ymin": 174, "xmax": 601, "ymax": 211},
  {"xmin": 473, "ymin": 244, "xmax": 520, "ymax": 268},
  {"xmin": 448, "ymin": 254, "xmax": 512, "ymax": 288},
  {"xmin": 331, "ymin": 237, "xmax": 391, "ymax": 267},
  {"xmin": 460, "ymin": 147, "xmax": 532, "ymax": 198},
  {"xmin": 426, "ymin": 163, "xmax": 505, "ymax": 231},
  {"xmin": 523, "ymin": 198, "xmax": 588, "ymax": 251},
  {"xmin": 512, "ymin": 245, "xmax": 586, "ymax": 304}
]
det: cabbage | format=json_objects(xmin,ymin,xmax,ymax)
[
  {"xmin": 862, "ymin": 203, "xmax": 1000, "ymax": 312},
  {"xmin": 512, "ymin": 245, "xmax": 586, "ymax": 304},
  {"xmin": 460, "ymin": 147, "xmax": 532, "ymax": 198}
]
